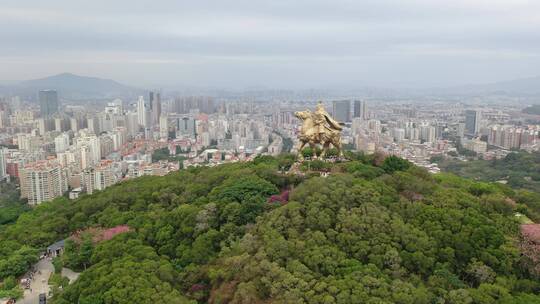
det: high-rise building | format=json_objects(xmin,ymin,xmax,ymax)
[
  {"xmin": 111, "ymin": 99, "xmax": 123, "ymax": 114},
  {"xmin": 149, "ymin": 92, "xmax": 154, "ymax": 108},
  {"xmin": 464, "ymin": 138, "xmax": 487, "ymax": 153},
  {"xmin": 98, "ymin": 112, "xmax": 114, "ymax": 133},
  {"xmin": 13, "ymin": 111, "xmax": 34, "ymax": 125},
  {"xmin": 488, "ymin": 125, "xmax": 539, "ymax": 149},
  {"xmin": 54, "ymin": 133, "xmax": 70, "ymax": 153},
  {"xmin": 0, "ymin": 110, "xmax": 7, "ymax": 128},
  {"xmin": 37, "ymin": 118, "xmax": 46, "ymax": 135},
  {"xmin": 159, "ymin": 116, "xmax": 169, "ymax": 140},
  {"xmin": 393, "ymin": 128, "xmax": 405, "ymax": 142},
  {"xmin": 332, "ymin": 100, "xmax": 351, "ymax": 122},
  {"xmin": 105, "ymin": 102, "xmax": 122, "ymax": 115},
  {"xmin": 171, "ymin": 96, "xmax": 215, "ymax": 114},
  {"xmin": 406, "ymin": 126, "xmax": 420, "ymax": 141},
  {"xmin": 353, "ymin": 100, "xmax": 368, "ymax": 120},
  {"xmin": 81, "ymin": 162, "xmax": 120, "ymax": 194},
  {"xmin": 110, "ymin": 127, "xmax": 127, "ymax": 150},
  {"xmin": 125, "ymin": 111, "xmax": 139, "ymax": 138},
  {"xmin": 100, "ymin": 135, "xmax": 114, "ymax": 157},
  {"xmin": 75, "ymin": 134, "xmax": 101, "ymax": 166},
  {"xmin": 420, "ymin": 125, "xmax": 436, "ymax": 143},
  {"xmin": 137, "ymin": 96, "xmax": 147, "ymax": 128},
  {"xmin": 37, "ymin": 118, "xmax": 55, "ymax": 135},
  {"xmin": 54, "ymin": 117, "xmax": 62, "ymax": 132},
  {"xmin": 79, "ymin": 145, "xmax": 92, "ymax": 170},
  {"xmin": 39, "ymin": 90, "xmax": 59, "ymax": 117},
  {"xmin": 87, "ymin": 117, "xmax": 100, "ymax": 134},
  {"xmin": 0, "ymin": 147, "xmax": 7, "ymax": 181},
  {"xmin": 54, "ymin": 117, "xmax": 70, "ymax": 132},
  {"xmin": 19, "ymin": 160, "xmax": 68, "ymax": 205},
  {"xmin": 70, "ymin": 117, "xmax": 79, "ymax": 132},
  {"xmin": 465, "ymin": 110, "xmax": 481, "ymax": 135},
  {"xmin": 176, "ymin": 116, "xmax": 196, "ymax": 136},
  {"xmin": 150, "ymin": 92, "xmax": 162, "ymax": 125}
]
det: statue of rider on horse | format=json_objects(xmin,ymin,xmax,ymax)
[{"xmin": 294, "ymin": 102, "xmax": 344, "ymax": 161}]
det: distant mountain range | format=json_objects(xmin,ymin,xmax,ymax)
[
  {"xmin": 0, "ymin": 73, "xmax": 142, "ymax": 100},
  {"xmin": 1, "ymin": 72, "xmax": 540, "ymax": 100}
]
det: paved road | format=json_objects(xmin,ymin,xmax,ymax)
[
  {"xmin": 19, "ymin": 258, "xmax": 53, "ymax": 304},
  {"xmin": 18, "ymin": 258, "xmax": 81, "ymax": 304}
]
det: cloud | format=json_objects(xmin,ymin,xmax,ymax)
[{"xmin": 0, "ymin": 0, "xmax": 539, "ymax": 88}]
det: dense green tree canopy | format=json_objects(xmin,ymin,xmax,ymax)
[
  {"xmin": 438, "ymin": 151, "xmax": 540, "ymax": 193},
  {"xmin": 438, "ymin": 151, "xmax": 540, "ymax": 222},
  {"xmin": 0, "ymin": 153, "xmax": 538, "ymax": 303},
  {"xmin": 0, "ymin": 182, "xmax": 28, "ymax": 226}
]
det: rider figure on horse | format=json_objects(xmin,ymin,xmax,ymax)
[
  {"xmin": 313, "ymin": 102, "xmax": 343, "ymax": 141},
  {"xmin": 293, "ymin": 103, "xmax": 345, "ymax": 160}
]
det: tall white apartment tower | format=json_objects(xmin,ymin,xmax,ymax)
[
  {"xmin": 19, "ymin": 160, "xmax": 68, "ymax": 205},
  {"xmin": 0, "ymin": 147, "xmax": 7, "ymax": 181},
  {"xmin": 137, "ymin": 96, "xmax": 147, "ymax": 128},
  {"xmin": 159, "ymin": 116, "xmax": 169, "ymax": 140},
  {"xmin": 54, "ymin": 133, "xmax": 70, "ymax": 153}
]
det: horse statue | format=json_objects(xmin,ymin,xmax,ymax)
[{"xmin": 294, "ymin": 108, "xmax": 344, "ymax": 161}]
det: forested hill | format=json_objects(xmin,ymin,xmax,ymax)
[
  {"xmin": 437, "ymin": 151, "xmax": 540, "ymax": 222},
  {"xmin": 1, "ymin": 153, "xmax": 539, "ymax": 303},
  {"xmin": 438, "ymin": 151, "xmax": 540, "ymax": 193}
]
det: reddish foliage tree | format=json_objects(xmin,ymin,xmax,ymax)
[
  {"xmin": 190, "ymin": 284, "xmax": 206, "ymax": 292},
  {"xmin": 267, "ymin": 190, "xmax": 290, "ymax": 205},
  {"xmin": 70, "ymin": 225, "xmax": 132, "ymax": 244},
  {"xmin": 520, "ymin": 224, "xmax": 540, "ymax": 276}
]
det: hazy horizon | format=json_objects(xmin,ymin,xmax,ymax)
[
  {"xmin": 2, "ymin": 0, "xmax": 540, "ymax": 89},
  {"xmin": 3, "ymin": 72, "xmax": 540, "ymax": 93}
]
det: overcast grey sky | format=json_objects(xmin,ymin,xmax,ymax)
[{"xmin": 1, "ymin": 0, "xmax": 540, "ymax": 88}]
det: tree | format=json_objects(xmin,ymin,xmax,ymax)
[
  {"xmin": 63, "ymin": 239, "xmax": 80, "ymax": 270},
  {"xmin": 52, "ymin": 257, "xmax": 63, "ymax": 274},
  {"xmin": 209, "ymin": 175, "xmax": 278, "ymax": 203},
  {"xmin": 79, "ymin": 237, "xmax": 94, "ymax": 270},
  {"xmin": 278, "ymin": 157, "xmax": 294, "ymax": 172},
  {"xmin": 466, "ymin": 260, "xmax": 496, "ymax": 286},
  {"xmin": 0, "ymin": 155, "xmax": 539, "ymax": 303},
  {"xmin": 381, "ymin": 155, "xmax": 411, "ymax": 173}
]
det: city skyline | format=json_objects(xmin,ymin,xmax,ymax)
[
  {"xmin": 2, "ymin": 0, "xmax": 540, "ymax": 88},
  {"xmin": 1, "ymin": 2, "xmax": 540, "ymax": 303}
]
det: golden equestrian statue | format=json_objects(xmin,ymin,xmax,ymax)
[{"xmin": 294, "ymin": 102, "xmax": 344, "ymax": 160}]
